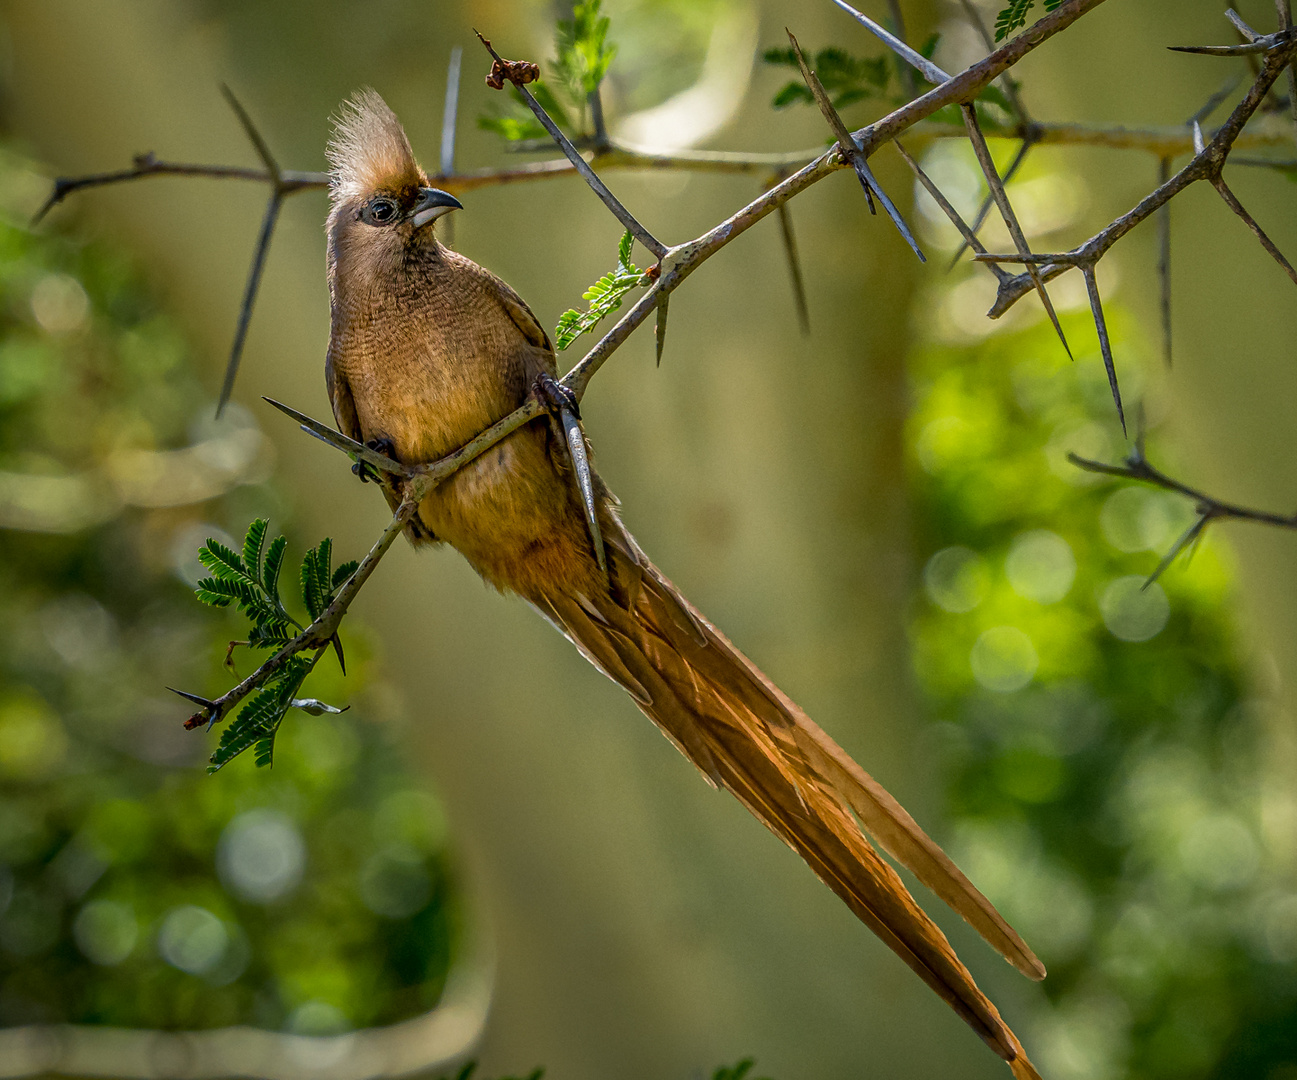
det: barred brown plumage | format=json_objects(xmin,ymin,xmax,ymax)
[{"xmin": 324, "ymin": 88, "xmax": 1043, "ymax": 1078}]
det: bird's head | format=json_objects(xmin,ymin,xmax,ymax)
[{"xmin": 325, "ymin": 88, "xmax": 462, "ymax": 284}]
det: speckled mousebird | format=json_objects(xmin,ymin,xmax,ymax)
[{"xmin": 324, "ymin": 88, "xmax": 1044, "ymax": 1077}]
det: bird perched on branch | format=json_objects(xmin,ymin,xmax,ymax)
[{"xmin": 325, "ymin": 88, "xmax": 1043, "ymax": 1078}]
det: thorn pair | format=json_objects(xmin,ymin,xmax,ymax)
[{"xmin": 533, "ymin": 373, "xmax": 608, "ymax": 583}]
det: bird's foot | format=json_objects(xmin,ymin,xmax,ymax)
[
  {"xmin": 352, "ymin": 437, "xmax": 398, "ymax": 483},
  {"xmin": 531, "ymin": 372, "xmax": 580, "ymax": 420}
]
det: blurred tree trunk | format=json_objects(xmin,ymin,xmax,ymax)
[{"xmin": 0, "ymin": 1, "xmax": 1013, "ymax": 1077}]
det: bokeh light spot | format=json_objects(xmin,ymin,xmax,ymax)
[
  {"xmin": 73, "ymin": 899, "xmax": 137, "ymax": 965},
  {"xmin": 1100, "ymin": 577, "xmax": 1170, "ymax": 642},
  {"xmin": 217, "ymin": 809, "xmax": 306, "ymax": 903},
  {"xmin": 924, "ymin": 546, "xmax": 989, "ymax": 613},
  {"xmin": 288, "ymin": 1000, "xmax": 352, "ymax": 1035},
  {"xmin": 30, "ymin": 273, "xmax": 89, "ymax": 334},
  {"xmin": 157, "ymin": 905, "xmax": 228, "ymax": 975},
  {"xmin": 971, "ymin": 626, "xmax": 1038, "ymax": 693},
  {"xmin": 1006, "ymin": 530, "xmax": 1076, "ymax": 604}
]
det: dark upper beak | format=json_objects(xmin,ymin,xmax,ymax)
[{"xmin": 410, "ymin": 187, "xmax": 463, "ymax": 228}]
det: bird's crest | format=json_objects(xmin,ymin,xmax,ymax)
[{"xmin": 327, "ymin": 88, "xmax": 424, "ymax": 202}]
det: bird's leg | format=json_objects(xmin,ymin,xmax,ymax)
[
  {"xmin": 352, "ymin": 436, "xmax": 398, "ymax": 483},
  {"xmin": 531, "ymin": 371, "xmax": 580, "ymax": 419}
]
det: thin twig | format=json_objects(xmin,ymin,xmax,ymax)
[
  {"xmin": 885, "ymin": 0, "xmax": 918, "ymax": 99},
  {"xmin": 1188, "ymin": 75, "xmax": 1243, "ymax": 126},
  {"xmin": 989, "ymin": 32, "xmax": 1297, "ymax": 316},
  {"xmin": 441, "ymin": 46, "xmax": 463, "ymax": 176},
  {"xmin": 962, "ymin": 104, "xmax": 1070, "ymax": 355},
  {"xmin": 438, "ymin": 45, "xmax": 463, "ymax": 249},
  {"xmin": 1069, "ymin": 444, "xmax": 1297, "ymax": 586},
  {"xmin": 776, "ymin": 198, "xmax": 813, "ymax": 333},
  {"xmin": 1068, "ymin": 448, "xmax": 1297, "ymax": 528},
  {"xmin": 894, "ymin": 140, "xmax": 1010, "ymax": 284},
  {"xmin": 788, "ymin": 29, "xmax": 926, "ymax": 261},
  {"xmin": 218, "ymin": 191, "xmax": 282, "ymax": 416},
  {"xmin": 654, "ymin": 294, "xmax": 670, "ymax": 365},
  {"xmin": 182, "ymin": 492, "xmax": 423, "ymax": 729},
  {"xmin": 1278, "ymin": 0, "xmax": 1297, "ymax": 143},
  {"xmin": 948, "ymin": 134, "xmax": 1036, "ymax": 269},
  {"xmin": 958, "ymin": 0, "xmax": 1033, "ymax": 129},
  {"xmin": 1211, "ymin": 173, "xmax": 1297, "ymax": 282},
  {"xmin": 831, "ymin": 0, "xmax": 950, "ymax": 84},
  {"xmin": 176, "ymin": 0, "xmax": 1115, "ymax": 733},
  {"xmin": 1156, "ymin": 156, "xmax": 1172, "ymax": 367},
  {"xmin": 474, "ymin": 30, "xmax": 667, "ymax": 259},
  {"xmin": 216, "ymin": 86, "xmax": 292, "ymax": 417},
  {"xmin": 1081, "ymin": 264, "xmax": 1124, "ymax": 433},
  {"xmin": 35, "ymin": 115, "xmax": 1285, "ymax": 231}
]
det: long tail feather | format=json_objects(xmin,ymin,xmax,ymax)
[{"xmin": 532, "ymin": 525, "xmax": 1043, "ymax": 1074}]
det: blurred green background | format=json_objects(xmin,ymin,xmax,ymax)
[{"xmin": 0, "ymin": 1, "xmax": 1295, "ymax": 1078}]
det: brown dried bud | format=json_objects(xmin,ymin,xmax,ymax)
[
  {"xmin": 644, "ymin": 263, "xmax": 661, "ymax": 282},
  {"xmin": 485, "ymin": 57, "xmax": 541, "ymax": 91},
  {"xmin": 183, "ymin": 712, "xmax": 205, "ymax": 731}
]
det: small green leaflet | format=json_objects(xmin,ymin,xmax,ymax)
[
  {"xmin": 195, "ymin": 519, "xmax": 355, "ymax": 771},
  {"xmin": 994, "ymin": 0, "xmax": 1064, "ymax": 41},
  {"xmin": 479, "ymin": 1, "xmax": 615, "ymax": 143},
  {"xmin": 554, "ymin": 231, "xmax": 646, "ymax": 351},
  {"xmin": 478, "ymin": 83, "xmax": 574, "ymax": 143},
  {"xmin": 763, "ymin": 46, "xmax": 890, "ymax": 110},
  {"xmin": 553, "ymin": 0, "xmax": 617, "ymax": 100}
]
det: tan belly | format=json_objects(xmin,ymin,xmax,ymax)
[{"xmin": 411, "ymin": 418, "xmax": 602, "ymax": 598}]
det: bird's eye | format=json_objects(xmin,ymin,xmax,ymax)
[{"xmin": 361, "ymin": 198, "xmax": 399, "ymax": 226}]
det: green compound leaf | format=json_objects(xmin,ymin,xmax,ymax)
[
  {"xmin": 262, "ymin": 534, "xmax": 288, "ymax": 608},
  {"xmin": 764, "ymin": 45, "xmax": 890, "ymax": 110},
  {"xmin": 242, "ymin": 517, "xmax": 268, "ymax": 587},
  {"xmin": 193, "ymin": 521, "xmax": 358, "ymax": 768},
  {"xmin": 477, "ymin": 110, "xmax": 548, "ymax": 143},
  {"xmin": 300, "ymin": 537, "xmax": 333, "ymax": 622},
  {"xmin": 208, "ymin": 655, "xmax": 312, "ymax": 772},
  {"xmin": 554, "ymin": 0, "xmax": 617, "ymax": 100},
  {"xmin": 332, "ymin": 560, "xmax": 360, "ymax": 591},
  {"xmin": 554, "ymin": 230, "xmax": 646, "ymax": 351},
  {"xmin": 994, "ymin": 0, "xmax": 1063, "ymax": 41},
  {"xmin": 198, "ymin": 540, "xmax": 255, "ymax": 586},
  {"xmin": 478, "ymin": 4, "xmax": 607, "ymax": 143}
]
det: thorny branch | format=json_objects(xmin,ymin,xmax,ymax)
[
  {"xmin": 34, "ymin": 0, "xmax": 1297, "ymax": 734},
  {"xmin": 1070, "ymin": 441, "xmax": 1297, "ymax": 586},
  {"xmin": 143, "ymin": 0, "xmax": 1117, "ymax": 730}
]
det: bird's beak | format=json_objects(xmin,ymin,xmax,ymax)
[{"xmin": 411, "ymin": 187, "xmax": 463, "ymax": 229}]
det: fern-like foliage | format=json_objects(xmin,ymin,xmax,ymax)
[
  {"xmin": 477, "ymin": 82, "xmax": 575, "ymax": 143},
  {"xmin": 711, "ymin": 1060, "xmax": 774, "ymax": 1080},
  {"xmin": 763, "ymin": 46, "xmax": 891, "ymax": 110},
  {"xmin": 554, "ymin": 231, "xmax": 646, "ymax": 351},
  {"xmin": 195, "ymin": 520, "xmax": 356, "ymax": 772},
  {"xmin": 479, "ymin": 0, "xmax": 616, "ymax": 143},
  {"xmin": 994, "ymin": 0, "xmax": 1064, "ymax": 41},
  {"xmin": 763, "ymin": 37, "xmax": 1017, "ymax": 127},
  {"xmin": 553, "ymin": 0, "xmax": 616, "ymax": 100}
]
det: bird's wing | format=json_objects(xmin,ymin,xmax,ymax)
[
  {"xmin": 326, "ymin": 353, "xmax": 363, "ymax": 442},
  {"xmin": 489, "ymin": 273, "xmax": 555, "ymax": 354}
]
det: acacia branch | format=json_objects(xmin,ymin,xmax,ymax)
[
  {"xmin": 987, "ymin": 31, "xmax": 1297, "ymax": 318},
  {"xmin": 1069, "ymin": 444, "xmax": 1297, "ymax": 584},
  {"xmin": 181, "ymin": 0, "xmax": 1111, "ymax": 732}
]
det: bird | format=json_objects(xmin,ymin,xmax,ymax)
[{"xmin": 324, "ymin": 88, "xmax": 1044, "ymax": 1078}]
